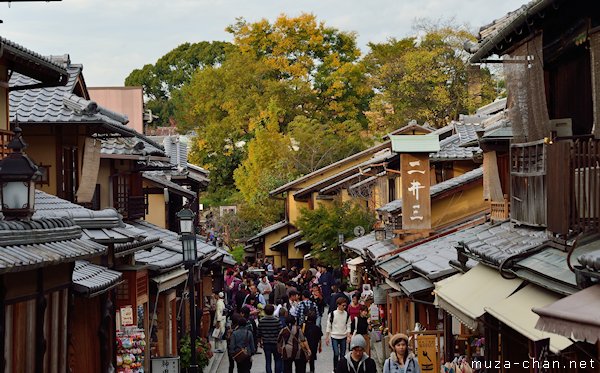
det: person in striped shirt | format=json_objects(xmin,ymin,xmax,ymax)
[{"xmin": 258, "ymin": 304, "xmax": 283, "ymax": 373}]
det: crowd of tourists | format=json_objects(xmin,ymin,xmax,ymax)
[{"xmin": 209, "ymin": 259, "xmax": 421, "ymax": 373}]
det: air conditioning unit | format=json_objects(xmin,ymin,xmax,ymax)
[{"xmin": 549, "ymin": 118, "xmax": 572, "ymax": 138}]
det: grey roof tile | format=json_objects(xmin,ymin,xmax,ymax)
[
  {"xmin": 462, "ymin": 222, "xmax": 548, "ymax": 266},
  {"xmin": 0, "ymin": 217, "xmax": 106, "ymax": 273},
  {"xmin": 72, "ymin": 260, "xmax": 122, "ymax": 297},
  {"xmin": 576, "ymin": 239, "xmax": 600, "ymax": 272},
  {"xmin": 130, "ymin": 220, "xmax": 224, "ymax": 264},
  {"xmin": 0, "ymin": 37, "xmax": 68, "ymax": 83},
  {"xmin": 430, "ymin": 132, "xmax": 482, "ymax": 161},
  {"xmin": 9, "ymin": 66, "xmax": 138, "ymax": 137},
  {"xmin": 378, "ymin": 167, "xmax": 483, "ymax": 214},
  {"xmin": 101, "ymin": 136, "xmax": 166, "ymax": 158},
  {"xmin": 399, "ymin": 277, "xmax": 434, "ymax": 296}
]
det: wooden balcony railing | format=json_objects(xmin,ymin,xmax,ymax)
[
  {"xmin": 490, "ymin": 195, "xmax": 510, "ymax": 222},
  {"xmin": 547, "ymin": 137, "xmax": 600, "ymax": 235}
]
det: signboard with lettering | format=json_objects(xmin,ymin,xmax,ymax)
[
  {"xmin": 416, "ymin": 335, "xmax": 438, "ymax": 372},
  {"xmin": 151, "ymin": 357, "xmax": 180, "ymax": 373},
  {"xmin": 120, "ymin": 305, "xmax": 134, "ymax": 326},
  {"xmin": 401, "ymin": 153, "xmax": 431, "ymax": 230}
]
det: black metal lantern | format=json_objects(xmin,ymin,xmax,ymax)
[
  {"xmin": 0, "ymin": 126, "xmax": 40, "ymax": 220},
  {"xmin": 181, "ymin": 233, "xmax": 198, "ymax": 265},
  {"xmin": 177, "ymin": 207, "xmax": 195, "ymax": 234}
]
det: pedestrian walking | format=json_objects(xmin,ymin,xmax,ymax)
[
  {"xmin": 302, "ymin": 313, "xmax": 323, "ymax": 373},
  {"xmin": 349, "ymin": 305, "xmax": 371, "ymax": 355},
  {"xmin": 335, "ymin": 335, "xmax": 376, "ymax": 373},
  {"xmin": 277, "ymin": 315, "xmax": 309, "ymax": 373},
  {"xmin": 296, "ymin": 290, "xmax": 319, "ymax": 327},
  {"xmin": 228, "ymin": 317, "xmax": 256, "ymax": 373},
  {"xmin": 384, "ymin": 333, "xmax": 421, "ymax": 373},
  {"xmin": 213, "ymin": 292, "xmax": 227, "ymax": 353},
  {"xmin": 258, "ymin": 304, "xmax": 284, "ymax": 373},
  {"xmin": 325, "ymin": 297, "xmax": 351, "ymax": 370}
]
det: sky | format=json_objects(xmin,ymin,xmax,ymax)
[{"xmin": 1, "ymin": 0, "xmax": 526, "ymax": 87}]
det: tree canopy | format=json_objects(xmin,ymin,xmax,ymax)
[
  {"xmin": 296, "ymin": 201, "xmax": 375, "ymax": 266},
  {"xmin": 124, "ymin": 16, "xmax": 500, "ymax": 229},
  {"xmin": 124, "ymin": 41, "xmax": 235, "ymax": 125}
]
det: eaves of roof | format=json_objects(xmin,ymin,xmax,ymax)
[
  {"xmin": 469, "ymin": 0, "xmax": 556, "ymax": 63},
  {"xmin": 270, "ymin": 141, "xmax": 391, "ymax": 196},
  {"xmin": 0, "ymin": 37, "xmax": 69, "ymax": 86},
  {"xmin": 142, "ymin": 172, "xmax": 196, "ymax": 199}
]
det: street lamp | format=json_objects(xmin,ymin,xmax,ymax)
[
  {"xmin": 338, "ymin": 233, "xmax": 345, "ymax": 266},
  {"xmin": 178, "ymin": 207, "xmax": 198, "ymax": 373},
  {"xmin": 0, "ymin": 125, "xmax": 40, "ymax": 220}
]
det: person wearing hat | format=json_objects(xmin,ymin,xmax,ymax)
[
  {"xmin": 214, "ymin": 291, "xmax": 227, "ymax": 353},
  {"xmin": 384, "ymin": 333, "xmax": 421, "ymax": 373},
  {"xmin": 335, "ymin": 334, "xmax": 376, "ymax": 373}
]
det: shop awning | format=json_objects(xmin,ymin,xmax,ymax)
[
  {"xmin": 533, "ymin": 284, "xmax": 600, "ymax": 344},
  {"xmin": 72, "ymin": 261, "xmax": 123, "ymax": 298},
  {"xmin": 385, "ymin": 278, "xmax": 403, "ymax": 292},
  {"xmin": 485, "ymin": 285, "xmax": 573, "ymax": 354},
  {"xmin": 151, "ymin": 267, "xmax": 188, "ymax": 292},
  {"xmin": 434, "ymin": 264, "xmax": 522, "ymax": 330}
]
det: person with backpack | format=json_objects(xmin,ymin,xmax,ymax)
[
  {"xmin": 258, "ymin": 304, "xmax": 283, "ymax": 373},
  {"xmin": 296, "ymin": 290, "xmax": 319, "ymax": 327},
  {"xmin": 303, "ymin": 313, "xmax": 323, "ymax": 373},
  {"xmin": 384, "ymin": 333, "xmax": 421, "ymax": 373},
  {"xmin": 325, "ymin": 297, "xmax": 351, "ymax": 370},
  {"xmin": 277, "ymin": 315, "xmax": 309, "ymax": 373},
  {"xmin": 228, "ymin": 317, "xmax": 256, "ymax": 373},
  {"xmin": 349, "ymin": 305, "xmax": 371, "ymax": 355},
  {"xmin": 336, "ymin": 334, "xmax": 377, "ymax": 373}
]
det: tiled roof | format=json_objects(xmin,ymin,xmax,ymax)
[
  {"xmin": 9, "ymin": 66, "xmax": 137, "ymax": 137},
  {"xmin": 294, "ymin": 149, "xmax": 394, "ymax": 198},
  {"xmin": 469, "ymin": 0, "xmax": 548, "ymax": 63},
  {"xmin": 0, "ymin": 217, "xmax": 106, "ymax": 273},
  {"xmin": 476, "ymin": 98, "xmax": 507, "ymax": 116},
  {"xmin": 462, "ymin": 222, "xmax": 548, "ymax": 266},
  {"xmin": 247, "ymin": 221, "xmax": 289, "ymax": 242},
  {"xmin": 513, "ymin": 246, "xmax": 592, "ymax": 296},
  {"xmin": 0, "ymin": 37, "xmax": 68, "ymax": 84},
  {"xmin": 344, "ymin": 232, "xmax": 376, "ymax": 257},
  {"xmin": 130, "ymin": 220, "xmax": 224, "ymax": 264},
  {"xmin": 342, "ymin": 232, "xmax": 396, "ymax": 260},
  {"xmin": 377, "ymin": 224, "xmax": 483, "ymax": 280},
  {"xmin": 429, "ymin": 133, "xmax": 481, "ymax": 162},
  {"xmin": 142, "ymin": 171, "xmax": 196, "ymax": 199},
  {"xmin": 455, "ymin": 123, "xmax": 481, "ymax": 147},
  {"xmin": 270, "ymin": 231, "xmax": 302, "ymax": 248},
  {"xmin": 72, "ymin": 260, "xmax": 122, "ymax": 297},
  {"xmin": 378, "ymin": 167, "xmax": 483, "ymax": 214},
  {"xmin": 101, "ymin": 136, "xmax": 166, "ymax": 158},
  {"xmin": 577, "ymin": 238, "xmax": 600, "ymax": 273},
  {"xmin": 135, "ymin": 247, "xmax": 183, "ymax": 272},
  {"xmin": 34, "ymin": 190, "xmax": 151, "ymax": 248}
]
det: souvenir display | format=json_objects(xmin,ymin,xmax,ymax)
[{"xmin": 116, "ymin": 327, "xmax": 146, "ymax": 373}]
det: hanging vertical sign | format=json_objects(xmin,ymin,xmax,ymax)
[
  {"xmin": 120, "ymin": 305, "xmax": 134, "ymax": 326},
  {"xmin": 401, "ymin": 153, "xmax": 431, "ymax": 230}
]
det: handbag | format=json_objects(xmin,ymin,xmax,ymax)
[
  {"xmin": 230, "ymin": 330, "xmax": 252, "ymax": 362},
  {"xmin": 212, "ymin": 327, "xmax": 223, "ymax": 339}
]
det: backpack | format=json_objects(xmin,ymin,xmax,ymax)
[
  {"xmin": 329, "ymin": 310, "xmax": 350, "ymax": 325},
  {"xmin": 277, "ymin": 326, "xmax": 300, "ymax": 360}
]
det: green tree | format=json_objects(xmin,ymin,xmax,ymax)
[
  {"xmin": 233, "ymin": 103, "xmax": 298, "ymax": 226},
  {"xmin": 365, "ymin": 23, "xmax": 498, "ymax": 133},
  {"xmin": 124, "ymin": 41, "xmax": 235, "ymax": 125},
  {"xmin": 297, "ymin": 201, "xmax": 376, "ymax": 266},
  {"xmin": 287, "ymin": 116, "xmax": 369, "ymax": 175}
]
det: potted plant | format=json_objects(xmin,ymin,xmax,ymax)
[{"xmin": 179, "ymin": 334, "xmax": 214, "ymax": 372}]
